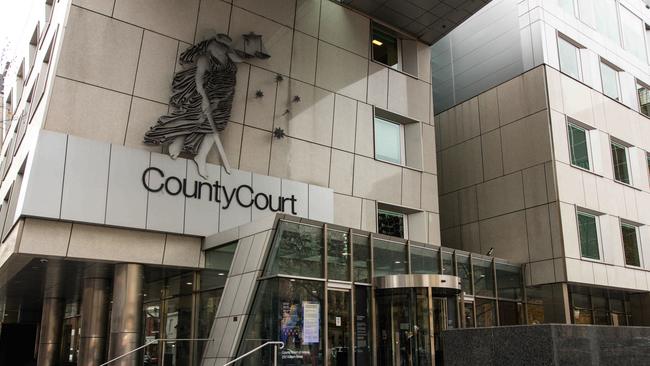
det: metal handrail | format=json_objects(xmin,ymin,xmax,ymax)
[
  {"xmin": 222, "ymin": 341, "xmax": 285, "ymax": 366},
  {"xmin": 99, "ymin": 338, "xmax": 213, "ymax": 366}
]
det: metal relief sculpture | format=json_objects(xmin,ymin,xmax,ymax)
[{"xmin": 144, "ymin": 33, "xmax": 270, "ymax": 178}]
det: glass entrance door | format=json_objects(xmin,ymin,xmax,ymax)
[
  {"xmin": 327, "ymin": 289, "xmax": 351, "ymax": 366},
  {"xmin": 376, "ymin": 288, "xmax": 449, "ymax": 366}
]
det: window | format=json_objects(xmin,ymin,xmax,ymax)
[
  {"xmin": 373, "ymin": 108, "xmax": 422, "ymax": 169},
  {"xmin": 372, "ymin": 26, "xmax": 399, "ymax": 68},
  {"xmin": 593, "ymin": 0, "xmax": 619, "ymax": 43},
  {"xmin": 377, "ymin": 209, "xmax": 406, "ymax": 238},
  {"xmin": 621, "ymin": 223, "xmax": 641, "ymax": 267},
  {"xmin": 374, "ymin": 117, "xmax": 403, "ymax": 164},
  {"xmin": 556, "ymin": 0, "xmax": 576, "ymax": 16},
  {"xmin": 371, "ymin": 23, "xmax": 418, "ymax": 76},
  {"xmin": 558, "ymin": 36, "xmax": 581, "ymax": 80},
  {"xmin": 619, "ymin": 5, "xmax": 647, "ymax": 63},
  {"xmin": 577, "ymin": 212, "xmax": 600, "ymax": 260},
  {"xmin": 599, "ymin": 61, "xmax": 620, "ymax": 101},
  {"xmin": 568, "ymin": 123, "xmax": 590, "ymax": 169},
  {"xmin": 638, "ymin": 82, "xmax": 650, "ymax": 118},
  {"xmin": 611, "ymin": 141, "xmax": 630, "ymax": 184}
]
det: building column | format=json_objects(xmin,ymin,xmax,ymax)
[
  {"xmin": 78, "ymin": 263, "xmax": 111, "ymax": 366},
  {"xmin": 37, "ymin": 259, "xmax": 65, "ymax": 366},
  {"xmin": 107, "ymin": 263, "xmax": 143, "ymax": 366}
]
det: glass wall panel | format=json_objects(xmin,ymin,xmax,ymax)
[
  {"xmin": 195, "ymin": 289, "xmax": 223, "ymax": 363},
  {"xmin": 372, "ymin": 27, "xmax": 399, "ymax": 67},
  {"xmin": 456, "ymin": 254, "xmax": 472, "ymax": 296},
  {"xmin": 238, "ymin": 278, "xmax": 324, "ymax": 365},
  {"xmin": 472, "ymin": 258, "xmax": 494, "ymax": 297},
  {"xmin": 354, "ymin": 286, "xmax": 372, "ymax": 365},
  {"xmin": 495, "ymin": 263, "xmax": 522, "ymax": 300},
  {"xmin": 267, "ymin": 222, "xmax": 324, "ymax": 278},
  {"xmin": 463, "ymin": 302, "xmax": 475, "ymax": 328},
  {"xmin": 410, "ymin": 245, "xmax": 439, "ymax": 274},
  {"xmin": 441, "ymin": 250, "xmax": 454, "ymax": 275},
  {"xmin": 498, "ymin": 301, "xmax": 522, "ymax": 326},
  {"xmin": 446, "ymin": 298, "xmax": 458, "ymax": 329},
  {"xmin": 328, "ymin": 229, "xmax": 350, "ymax": 281},
  {"xmin": 205, "ymin": 241, "xmax": 237, "ymax": 271},
  {"xmin": 328, "ymin": 290, "xmax": 351, "ymax": 366},
  {"xmin": 353, "ymin": 235, "xmax": 371, "ymax": 283},
  {"xmin": 163, "ymin": 295, "xmax": 193, "ymax": 366},
  {"xmin": 373, "ymin": 239, "xmax": 407, "ymax": 277},
  {"xmin": 591, "ymin": 289, "xmax": 610, "ymax": 325},
  {"xmin": 475, "ymin": 299, "xmax": 496, "ymax": 327}
]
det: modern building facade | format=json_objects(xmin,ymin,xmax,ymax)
[
  {"xmin": 0, "ymin": 0, "xmax": 536, "ymax": 366},
  {"xmin": 432, "ymin": 0, "xmax": 650, "ymax": 325}
]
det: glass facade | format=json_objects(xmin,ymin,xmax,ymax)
[
  {"xmin": 569, "ymin": 285, "xmax": 632, "ymax": 325},
  {"xmin": 640, "ymin": 85, "xmax": 650, "ymax": 118},
  {"xmin": 619, "ymin": 5, "xmax": 647, "ymax": 63},
  {"xmin": 236, "ymin": 220, "xmax": 526, "ymax": 365}
]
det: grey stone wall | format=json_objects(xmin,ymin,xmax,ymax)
[{"xmin": 441, "ymin": 324, "xmax": 650, "ymax": 366}]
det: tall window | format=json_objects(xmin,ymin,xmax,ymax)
[
  {"xmin": 593, "ymin": 0, "xmax": 619, "ymax": 43},
  {"xmin": 621, "ymin": 223, "xmax": 641, "ymax": 267},
  {"xmin": 611, "ymin": 141, "xmax": 630, "ymax": 184},
  {"xmin": 558, "ymin": 36, "xmax": 581, "ymax": 80},
  {"xmin": 372, "ymin": 26, "xmax": 399, "ymax": 68},
  {"xmin": 374, "ymin": 117, "xmax": 403, "ymax": 164},
  {"xmin": 638, "ymin": 83, "xmax": 650, "ymax": 118},
  {"xmin": 600, "ymin": 61, "xmax": 620, "ymax": 101},
  {"xmin": 577, "ymin": 212, "xmax": 600, "ymax": 260},
  {"xmin": 568, "ymin": 123, "xmax": 590, "ymax": 169},
  {"xmin": 619, "ymin": 5, "xmax": 648, "ymax": 63}
]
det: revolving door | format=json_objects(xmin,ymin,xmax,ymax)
[{"xmin": 375, "ymin": 274, "xmax": 460, "ymax": 366}]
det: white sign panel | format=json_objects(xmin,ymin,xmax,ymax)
[{"xmin": 21, "ymin": 131, "xmax": 334, "ymax": 236}]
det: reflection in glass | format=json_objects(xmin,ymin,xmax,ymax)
[
  {"xmin": 463, "ymin": 302, "xmax": 474, "ymax": 328},
  {"xmin": 456, "ymin": 254, "xmax": 471, "ymax": 296},
  {"xmin": 328, "ymin": 230, "xmax": 350, "ymax": 281},
  {"xmin": 558, "ymin": 37, "xmax": 581, "ymax": 79},
  {"xmin": 195, "ymin": 289, "xmax": 223, "ymax": 363},
  {"xmin": 238, "ymin": 278, "xmax": 324, "ymax": 365},
  {"xmin": 353, "ymin": 235, "xmax": 371, "ymax": 283},
  {"xmin": 373, "ymin": 239, "xmax": 407, "ymax": 277},
  {"xmin": 377, "ymin": 209, "xmax": 405, "ymax": 238},
  {"xmin": 441, "ymin": 250, "xmax": 454, "ymax": 276},
  {"xmin": 328, "ymin": 290, "xmax": 351, "ymax": 366},
  {"xmin": 267, "ymin": 221, "xmax": 324, "ymax": 278},
  {"xmin": 568, "ymin": 124, "xmax": 590, "ymax": 169},
  {"xmin": 495, "ymin": 263, "xmax": 522, "ymax": 300},
  {"xmin": 164, "ymin": 295, "xmax": 193, "ymax": 366},
  {"xmin": 410, "ymin": 245, "xmax": 439, "ymax": 274},
  {"xmin": 143, "ymin": 303, "xmax": 161, "ymax": 365},
  {"xmin": 498, "ymin": 301, "xmax": 522, "ymax": 326},
  {"xmin": 475, "ymin": 299, "xmax": 496, "ymax": 327},
  {"xmin": 354, "ymin": 286, "xmax": 372, "ymax": 365},
  {"xmin": 205, "ymin": 241, "xmax": 237, "ymax": 271},
  {"xmin": 372, "ymin": 27, "xmax": 399, "ymax": 67},
  {"xmin": 472, "ymin": 259, "xmax": 494, "ymax": 297},
  {"xmin": 611, "ymin": 142, "xmax": 630, "ymax": 184}
]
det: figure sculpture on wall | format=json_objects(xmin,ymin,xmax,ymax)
[{"xmin": 144, "ymin": 33, "xmax": 269, "ymax": 178}]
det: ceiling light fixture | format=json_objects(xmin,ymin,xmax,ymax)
[{"xmin": 372, "ymin": 39, "xmax": 383, "ymax": 46}]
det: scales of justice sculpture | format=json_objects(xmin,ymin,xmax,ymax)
[{"xmin": 144, "ymin": 32, "xmax": 270, "ymax": 178}]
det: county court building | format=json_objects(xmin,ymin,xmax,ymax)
[{"xmin": 0, "ymin": 0, "xmax": 647, "ymax": 366}]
